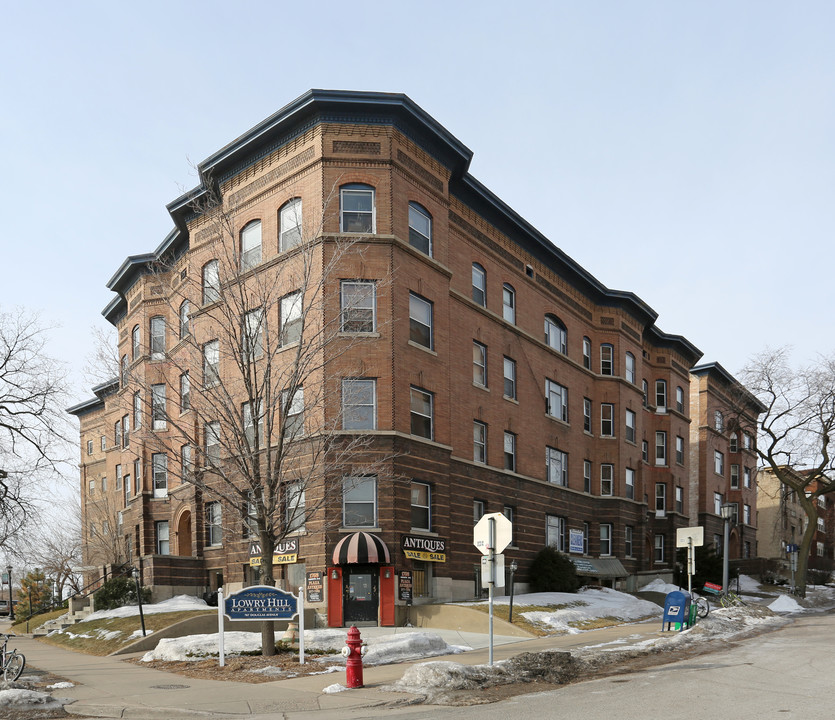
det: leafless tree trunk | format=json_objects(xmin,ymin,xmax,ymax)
[{"xmin": 737, "ymin": 348, "xmax": 835, "ymax": 597}]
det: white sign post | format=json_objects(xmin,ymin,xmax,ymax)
[
  {"xmin": 676, "ymin": 527, "xmax": 704, "ymax": 594},
  {"xmin": 474, "ymin": 513, "xmax": 513, "ymax": 665}
]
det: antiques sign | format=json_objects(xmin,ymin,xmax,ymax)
[
  {"xmin": 249, "ymin": 537, "xmax": 299, "ymax": 566},
  {"xmin": 223, "ymin": 586, "xmax": 298, "ymax": 621},
  {"xmin": 401, "ymin": 534, "xmax": 447, "ymax": 562}
]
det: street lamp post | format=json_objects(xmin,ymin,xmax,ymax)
[
  {"xmin": 508, "ymin": 560, "xmax": 518, "ymax": 623},
  {"xmin": 6, "ymin": 565, "xmax": 13, "ymax": 620},
  {"xmin": 132, "ymin": 567, "xmax": 147, "ymax": 637},
  {"xmin": 720, "ymin": 503, "xmax": 734, "ymax": 593}
]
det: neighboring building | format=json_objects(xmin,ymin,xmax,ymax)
[
  {"xmin": 757, "ymin": 467, "xmax": 835, "ymax": 572},
  {"xmin": 70, "ymin": 89, "xmax": 718, "ymax": 627},
  {"xmin": 689, "ymin": 363, "xmax": 765, "ymax": 561}
]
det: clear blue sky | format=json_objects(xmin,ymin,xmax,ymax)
[{"xmin": 3, "ymin": 1, "xmax": 833, "ymax": 403}]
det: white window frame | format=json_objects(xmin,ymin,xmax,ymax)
[
  {"xmin": 676, "ymin": 435, "xmax": 684, "ymax": 464},
  {"xmin": 656, "ymin": 482, "xmax": 666, "ymax": 512},
  {"xmin": 409, "ymin": 292, "xmax": 433, "ymax": 349},
  {"xmin": 655, "ymin": 431, "xmax": 667, "ymax": 466},
  {"xmin": 151, "ymin": 384, "xmax": 166, "ymax": 431},
  {"xmin": 156, "ymin": 521, "xmax": 170, "ymax": 555},
  {"xmin": 714, "ymin": 450, "xmax": 725, "ymax": 476},
  {"xmin": 245, "ymin": 308, "xmax": 264, "ymax": 360},
  {"xmin": 730, "ymin": 464, "xmax": 740, "ymax": 489},
  {"xmin": 410, "ymin": 386, "xmax": 433, "ymax": 440},
  {"xmin": 206, "ymin": 501, "xmax": 223, "ymax": 546},
  {"xmin": 503, "ymin": 431, "xmax": 516, "ymax": 472},
  {"xmin": 625, "ymin": 409, "xmax": 636, "ymax": 443},
  {"xmin": 240, "ymin": 219, "xmax": 262, "ymax": 271},
  {"xmin": 583, "ymin": 460, "xmax": 592, "ymax": 493},
  {"xmin": 342, "ymin": 378, "xmax": 377, "ymax": 430},
  {"xmin": 279, "ymin": 198, "xmax": 303, "ymax": 252},
  {"xmin": 473, "ymin": 421, "xmax": 487, "ymax": 463},
  {"xmin": 340, "ymin": 185, "xmax": 375, "ymax": 233},
  {"xmin": 582, "ymin": 337, "xmax": 591, "ymax": 369},
  {"xmin": 600, "ymin": 344, "xmax": 613, "ymax": 375},
  {"xmin": 544, "ymin": 315, "xmax": 567, "ymax": 354},
  {"xmin": 472, "ymin": 263, "xmax": 486, "ymax": 306},
  {"xmin": 546, "ymin": 379, "xmax": 568, "ymax": 422},
  {"xmin": 408, "ymin": 202, "xmax": 432, "ymax": 256},
  {"xmin": 546, "ymin": 515, "xmax": 566, "ymax": 551},
  {"xmin": 654, "ymin": 534, "xmax": 665, "ymax": 563},
  {"xmin": 502, "ymin": 283, "xmax": 515, "ymax": 324},
  {"xmin": 152, "ymin": 453, "xmax": 168, "ymax": 498},
  {"xmin": 473, "ymin": 341, "xmax": 487, "ymax": 387},
  {"xmin": 601, "ymin": 403, "xmax": 614, "ymax": 436},
  {"xmin": 280, "ymin": 292, "xmax": 302, "ymax": 347},
  {"xmin": 601, "ymin": 464, "xmax": 613, "ymax": 496},
  {"xmin": 583, "ymin": 397, "xmax": 592, "ymax": 433},
  {"xmin": 150, "ymin": 316, "xmax": 165, "ymax": 359},
  {"xmin": 340, "ymin": 280, "xmax": 376, "ymax": 333},
  {"xmin": 410, "ymin": 481, "xmax": 431, "ymax": 531},
  {"xmin": 202, "ymin": 259, "xmax": 219, "ymax": 305},
  {"xmin": 286, "ymin": 483, "xmax": 306, "ymax": 533},
  {"xmin": 625, "ymin": 467, "xmax": 635, "ymax": 499},
  {"xmin": 600, "ymin": 523, "xmax": 612, "ymax": 556},
  {"xmin": 625, "ymin": 352, "xmax": 636, "ymax": 384},
  {"xmin": 203, "ymin": 340, "xmax": 219, "ymax": 388},
  {"xmin": 179, "ymin": 300, "xmax": 190, "ymax": 339},
  {"xmin": 503, "ymin": 357, "xmax": 516, "ymax": 399},
  {"xmin": 655, "ymin": 379, "xmax": 667, "ymax": 411},
  {"xmin": 343, "ymin": 475, "xmax": 377, "ymax": 527},
  {"xmin": 547, "ymin": 446, "xmax": 567, "ymax": 486}
]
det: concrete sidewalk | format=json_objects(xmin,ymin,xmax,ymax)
[{"xmin": 2, "ymin": 619, "xmax": 665, "ymax": 718}]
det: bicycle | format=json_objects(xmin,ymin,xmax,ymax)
[
  {"xmin": 1, "ymin": 633, "xmax": 25, "ymax": 681},
  {"xmin": 718, "ymin": 591, "xmax": 747, "ymax": 609},
  {"xmin": 691, "ymin": 592, "xmax": 710, "ymax": 619}
]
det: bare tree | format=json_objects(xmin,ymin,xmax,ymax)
[
  {"xmin": 0, "ymin": 307, "xmax": 70, "ymax": 556},
  {"xmin": 738, "ymin": 347, "xmax": 835, "ymax": 596},
  {"xmin": 127, "ymin": 182, "xmax": 396, "ymax": 654},
  {"xmin": 26, "ymin": 503, "xmax": 83, "ymax": 601}
]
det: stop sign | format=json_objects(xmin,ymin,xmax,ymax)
[{"xmin": 473, "ymin": 512, "xmax": 512, "ymax": 555}]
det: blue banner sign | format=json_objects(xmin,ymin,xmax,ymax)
[{"xmin": 224, "ymin": 585, "xmax": 298, "ymax": 621}]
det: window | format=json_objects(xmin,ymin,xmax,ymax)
[
  {"xmin": 676, "ymin": 386, "xmax": 684, "ymax": 413},
  {"xmin": 471, "ymin": 263, "xmax": 486, "ymax": 306},
  {"xmin": 286, "ymin": 483, "xmax": 306, "ymax": 532},
  {"xmin": 411, "ymin": 481, "xmax": 431, "ymax": 530},
  {"xmin": 101, "ymin": 475, "xmax": 108, "ymax": 492},
  {"xmin": 600, "ymin": 344, "xmax": 613, "ymax": 375},
  {"xmin": 546, "ymin": 515, "xmax": 566, "ymax": 551},
  {"xmin": 642, "ymin": 379, "xmax": 649, "ymax": 408},
  {"xmin": 151, "ymin": 384, "xmax": 166, "ymax": 431},
  {"xmin": 730, "ymin": 433, "xmax": 739, "ymax": 452},
  {"xmin": 202, "ymin": 260, "xmax": 219, "ymax": 305},
  {"xmin": 282, "ymin": 387, "xmax": 304, "ymax": 438},
  {"xmin": 583, "ymin": 460, "xmax": 592, "ymax": 493},
  {"xmin": 730, "ymin": 464, "xmax": 740, "ymax": 489},
  {"xmin": 547, "ymin": 447, "xmax": 567, "ymax": 486},
  {"xmin": 133, "ymin": 391, "xmax": 141, "ymax": 429},
  {"xmin": 152, "ymin": 453, "xmax": 168, "ymax": 498},
  {"xmin": 343, "ymin": 476, "xmax": 376, "ymax": 526},
  {"xmin": 410, "ymin": 386, "xmax": 433, "ymax": 440},
  {"xmin": 744, "ymin": 541, "xmax": 752, "ymax": 559},
  {"xmin": 656, "ymin": 483, "xmax": 666, "ymax": 512},
  {"xmin": 625, "ymin": 468, "xmax": 635, "ymax": 499},
  {"xmin": 87, "ymin": 439, "xmax": 93, "ymax": 455},
  {"xmin": 473, "ymin": 341, "xmax": 487, "ymax": 387},
  {"xmin": 817, "ymin": 542, "xmax": 824, "ymax": 557},
  {"xmin": 124, "ymin": 473, "xmax": 131, "ymax": 504},
  {"xmin": 676, "ymin": 486, "xmax": 683, "ymax": 514},
  {"xmin": 239, "ymin": 220, "xmax": 262, "ymax": 270},
  {"xmin": 654, "ymin": 534, "xmax": 665, "ymax": 563},
  {"xmin": 205, "ymin": 421, "xmax": 220, "ymax": 465},
  {"xmin": 244, "ymin": 309, "xmax": 264, "ymax": 360},
  {"xmin": 503, "ymin": 431, "xmax": 516, "ymax": 472},
  {"xmin": 544, "ymin": 315, "xmax": 567, "ymax": 354},
  {"xmin": 503, "ymin": 357, "xmax": 516, "ymax": 399},
  {"xmin": 600, "ymin": 524, "xmax": 612, "ymax": 556},
  {"xmin": 203, "ymin": 340, "xmax": 219, "ymax": 388},
  {"xmin": 714, "ymin": 450, "xmax": 724, "ymax": 476},
  {"xmin": 279, "ymin": 198, "xmax": 303, "ymax": 252},
  {"xmin": 642, "ymin": 440, "xmax": 649, "ymax": 463},
  {"xmin": 601, "ymin": 403, "xmax": 614, "ymax": 436},
  {"xmin": 503, "ymin": 506, "xmax": 514, "ymax": 545},
  {"xmin": 473, "ymin": 421, "xmax": 487, "ymax": 463},
  {"xmin": 409, "ymin": 293, "xmax": 433, "ymax": 349},
  {"xmin": 675, "ymin": 436, "xmax": 684, "ymax": 464},
  {"xmin": 625, "ymin": 526, "xmax": 634, "ymax": 557},
  {"xmin": 744, "ymin": 466, "xmax": 752, "ymax": 488},
  {"xmin": 714, "ymin": 410, "xmax": 724, "ymax": 431},
  {"xmin": 625, "ymin": 352, "xmax": 636, "ymax": 384},
  {"xmin": 408, "ymin": 202, "xmax": 432, "ymax": 256},
  {"xmin": 89, "ymin": 478, "xmax": 95, "ymax": 494},
  {"xmin": 546, "ymin": 379, "xmax": 568, "ymax": 421},
  {"xmin": 181, "ymin": 444, "xmax": 193, "ymax": 480},
  {"xmin": 243, "ymin": 401, "xmax": 264, "ymax": 448},
  {"xmin": 132, "ymin": 325, "xmax": 140, "ymax": 360},
  {"xmin": 150, "ymin": 316, "xmax": 165, "ymax": 359},
  {"xmin": 340, "ymin": 185, "xmax": 375, "ymax": 233},
  {"xmin": 655, "ymin": 380, "xmax": 667, "ymax": 411},
  {"xmin": 744, "ymin": 504, "xmax": 751, "ymax": 525},
  {"xmin": 601, "ymin": 464, "xmax": 613, "ymax": 496},
  {"xmin": 156, "ymin": 521, "xmax": 170, "ymax": 555},
  {"xmin": 121, "ymin": 354, "xmax": 128, "ymax": 386},
  {"xmin": 714, "ymin": 492, "xmax": 723, "ymax": 515},
  {"xmin": 133, "ymin": 458, "xmax": 141, "ymax": 491},
  {"xmin": 342, "ymin": 378, "xmax": 376, "ymax": 430},
  {"xmin": 714, "ymin": 533, "xmax": 722, "ymax": 552},
  {"xmin": 625, "ymin": 409, "xmax": 636, "ymax": 443},
  {"xmin": 473, "ymin": 500, "xmax": 485, "ymax": 523},
  {"xmin": 179, "ymin": 300, "xmax": 190, "ymax": 339},
  {"xmin": 583, "ymin": 398, "xmax": 592, "ymax": 433},
  {"xmin": 340, "ymin": 281, "xmax": 376, "ymax": 332},
  {"xmin": 179, "ymin": 373, "xmax": 190, "ymax": 413},
  {"xmin": 743, "ymin": 433, "xmax": 752, "ymax": 450},
  {"xmin": 502, "ymin": 284, "xmax": 515, "ymax": 323},
  {"xmin": 206, "ymin": 502, "xmax": 222, "ymax": 545},
  {"xmin": 122, "ymin": 414, "xmax": 129, "ymax": 448},
  {"xmin": 583, "ymin": 522, "xmax": 590, "ymax": 554},
  {"xmin": 655, "ymin": 431, "xmax": 667, "ymax": 465},
  {"xmin": 280, "ymin": 292, "xmax": 302, "ymax": 346},
  {"xmin": 582, "ymin": 337, "xmax": 591, "ymax": 370}
]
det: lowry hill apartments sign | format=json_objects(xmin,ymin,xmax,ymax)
[{"xmin": 401, "ymin": 534, "xmax": 447, "ymax": 562}]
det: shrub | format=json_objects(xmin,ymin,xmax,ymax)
[
  {"xmin": 807, "ymin": 568, "xmax": 831, "ymax": 586},
  {"xmin": 528, "ymin": 547, "xmax": 580, "ymax": 593},
  {"xmin": 93, "ymin": 576, "xmax": 151, "ymax": 611}
]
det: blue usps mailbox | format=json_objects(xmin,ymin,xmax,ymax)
[{"xmin": 662, "ymin": 590, "xmax": 691, "ymax": 631}]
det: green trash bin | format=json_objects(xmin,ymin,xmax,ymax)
[{"xmin": 688, "ymin": 602, "xmax": 698, "ymax": 627}]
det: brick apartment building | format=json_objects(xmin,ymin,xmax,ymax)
[
  {"xmin": 689, "ymin": 363, "xmax": 764, "ymax": 561},
  {"xmin": 69, "ymin": 90, "xmax": 759, "ymax": 626}
]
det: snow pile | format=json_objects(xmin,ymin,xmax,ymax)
[
  {"xmin": 639, "ymin": 579, "xmax": 682, "ymax": 595},
  {"xmin": 322, "ymin": 683, "xmax": 348, "ymax": 693},
  {"xmin": 83, "ymin": 595, "xmax": 209, "ymax": 622},
  {"xmin": 769, "ymin": 595, "xmax": 804, "ymax": 613},
  {"xmin": 0, "ymin": 689, "xmax": 65, "ymax": 710}
]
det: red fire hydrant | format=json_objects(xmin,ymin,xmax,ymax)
[{"xmin": 342, "ymin": 625, "xmax": 366, "ymax": 688}]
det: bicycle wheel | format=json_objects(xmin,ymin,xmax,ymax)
[
  {"xmin": 696, "ymin": 596, "xmax": 710, "ymax": 619},
  {"xmin": 5, "ymin": 651, "xmax": 24, "ymax": 681}
]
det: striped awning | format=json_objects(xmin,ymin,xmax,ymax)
[{"xmin": 332, "ymin": 532, "xmax": 391, "ymax": 565}]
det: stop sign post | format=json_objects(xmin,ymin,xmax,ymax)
[{"xmin": 473, "ymin": 512, "xmax": 513, "ymax": 665}]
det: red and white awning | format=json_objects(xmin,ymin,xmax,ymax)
[{"xmin": 332, "ymin": 532, "xmax": 391, "ymax": 565}]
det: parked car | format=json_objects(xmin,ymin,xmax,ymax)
[{"xmin": 0, "ymin": 599, "xmax": 10, "ymax": 616}]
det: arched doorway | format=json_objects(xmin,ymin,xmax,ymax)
[{"xmin": 177, "ymin": 510, "xmax": 192, "ymax": 556}]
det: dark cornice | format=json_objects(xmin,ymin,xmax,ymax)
[
  {"xmin": 691, "ymin": 362, "xmax": 767, "ymax": 413},
  {"xmin": 646, "ymin": 326, "xmax": 703, "ymax": 367}
]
